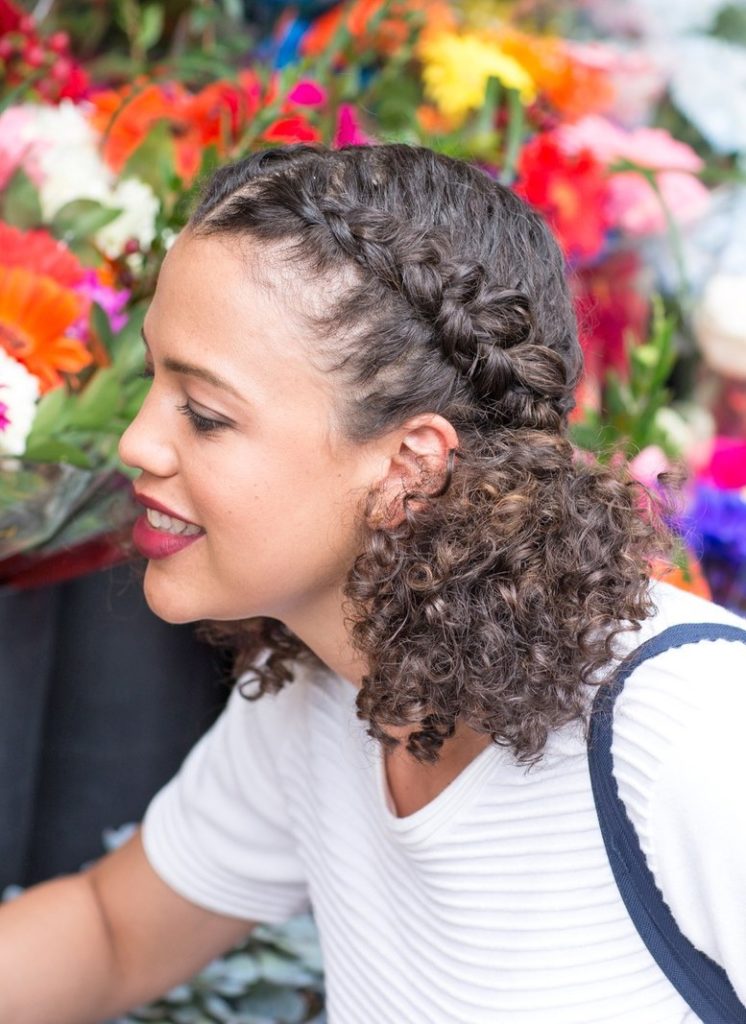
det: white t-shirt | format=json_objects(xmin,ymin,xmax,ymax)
[{"xmin": 142, "ymin": 581, "xmax": 746, "ymax": 1023}]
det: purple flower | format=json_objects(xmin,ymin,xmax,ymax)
[{"xmin": 74, "ymin": 270, "xmax": 130, "ymax": 335}]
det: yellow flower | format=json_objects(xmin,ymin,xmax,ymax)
[{"xmin": 419, "ymin": 30, "xmax": 536, "ymax": 123}]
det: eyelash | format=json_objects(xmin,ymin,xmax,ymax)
[
  {"xmin": 137, "ymin": 367, "xmax": 228, "ymax": 436},
  {"xmin": 176, "ymin": 402, "xmax": 227, "ymax": 435}
]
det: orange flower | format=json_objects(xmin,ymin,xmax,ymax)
[
  {"xmin": 0, "ymin": 223, "xmax": 86, "ymax": 288},
  {"xmin": 301, "ymin": 0, "xmax": 453, "ymax": 59},
  {"xmin": 0, "ymin": 266, "xmax": 92, "ymax": 392},
  {"xmin": 416, "ymin": 103, "xmax": 459, "ymax": 136},
  {"xmin": 492, "ymin": 29, "xmax": 615, "ymax": 120},
  {"xmin": 652, "ymin": 554, "xmax": 712, "ymax": 601},
  {"xmin": 89, "ymin": 73, "xmax": 263, "ymax": 185}
]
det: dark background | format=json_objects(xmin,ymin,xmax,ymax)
[{"xmin": 0, "ymin": 564, "xmax": 230, "ymax": 890}]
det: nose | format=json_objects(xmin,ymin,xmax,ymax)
[{"xmin": 119, "ymin": 388, "xmax": 178, "ymax": 479}]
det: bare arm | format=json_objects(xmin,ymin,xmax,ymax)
[{"xmin": 0, "ymin": 828, "xmax": 254, "ymax": 1024}]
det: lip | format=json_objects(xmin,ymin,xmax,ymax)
[
  {"xmin": 132, "ymin": 515, "xmax": 205, "ymax": 560},
  {"xmin": 133, "ymin": 490, "xmax": 202, "ymax": 527},
  {"xmin": 131, "ymin": 490, "xmax": 205, "ymax": 561}
]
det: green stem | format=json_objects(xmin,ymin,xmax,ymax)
[{"xmin": 499, "ymin": 88, "xmax": 524, "ymax": 185}]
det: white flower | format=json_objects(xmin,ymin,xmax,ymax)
[
  {"xmin": 693, "ymin": 273, "xmax": 746, "ymax": 380},
  {"xmin": 0, "ymin": 349, "xmax": 40, "ymax": 457},
  {"xmin": 14, "ymin": 101, "xmax": 160, "ymax": 259},
  {"xmin": 95, "ymin": 177, "xmax": 160, "ymax": 259},
  {"xmin": 668, "ymin": 37, "xmax": 746, "ymax": 155},
  {"xmin": 585, "ymin": 0, "xmax": 727, "ymax": 38}
]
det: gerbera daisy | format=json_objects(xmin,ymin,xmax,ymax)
[
  {"xmin": 0, "ymin": 223, "xmax": 85, "ymax": 288},
  {"xmin": 0, "ymin": 266, "xmax": 92, "ymax": 392}
]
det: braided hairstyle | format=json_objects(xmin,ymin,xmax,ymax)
[{"xmin": 192, "ymin": 143, "xmax": 670, "ymax": 764}]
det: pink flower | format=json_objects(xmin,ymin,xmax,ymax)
[
  {"xmin": 562, "ymin": 44, "xmax": 666, "ymax": 128},
  {"xmin": 556, "ymin": 115, "xmax": 709, "ymax": 235},
  {"xmin": 701, "ymin": 437, "xmax": 746, "ymax": 490},
  {"xmin": 629, "ymin": 445, "xmax": 670, "ymax": 487},
  {"xmin": 558, "ymin": 115, "xmax": 703, "ymax": 172},
  {"xmin": 334, "ymin": 104, "xmax": 372, "ymax": 148},
  {"xmin": 0, "ymin": 106, "xmax": 41, "ymax": 189},
  {"xmin": 72, "ymin": 270, "xmax": 130, "ymax": 336},
  {"xmin": 287, "ymin": 80, "xmax": 328, "ymax": 107},
  {"xmin": 607, "ymin": 169, "xmax": 710, "ymax": 235}
]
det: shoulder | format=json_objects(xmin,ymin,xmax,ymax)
[
  {"xmin": 612, "ymin": 580, "xmax": 746, "ymax": 813},
  {"xmin": 613, "ymin": 581, "xmax": 745, "ymax": 752},
  {"xmin": 223, "ymin": 656, "xmax": 353, "ymax": 764},
  {"xmin": 610, "ymin": 582, "xmax": 746, "ymax": 982}
]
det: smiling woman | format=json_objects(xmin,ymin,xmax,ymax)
[{"xmin": 1, "ymin": 143, "xmax": 746, "ymax": 1024}]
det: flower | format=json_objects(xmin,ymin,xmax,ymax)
[
  {"xmin": 0, "ymin": 223, "xmax": 85, "ymax": 288},
  {"xmin": 94, "ymin": 177, "xmax": 160, "ymax": 261},
  {"xmin": 557, "ymin": 116, "xmax": 709, "ymax": 236},
  {"xmin": 494, "ymin": 30, "xmax": 616, "ymax": 120},
  {"xmin": 262, "ymin": 114, "xmax": 321, "ymax": 144},
  {"xmin": 419, "ymin": 30, "xmax": 535, "ymax": 123},
  {"xmin": 3, "ymin": 101, "xmax": 160, "ymax": 260},
  {"xmin": 558, "ymin": 116, "xmax": 703, "ymax": 173},
  {"xmin": 574, "ymin": 249, "xmax": 650, "ymax": 378},
  {"xmin": 701, "ymin": 437, "xmax": 746, "ymax": 491},
  {"xmin": 287, "ymin": 80, "xmax": 328, "ymax": 107},
  {"xmin": 669, "ymin": 37, "xmax": 746, "ymax": 156},
  {"xmin": 334, "ymin": 104, "xmax": 372, "ymax": 147},
  {"xmin": 0, "ymin": 347, "xmax": 39, "ymax": 457},
  {"xmin": 300, "ymin": 0, "xmax": 449, "ymax": 60},
  {"xmin": 89, "ymin": 74, "xmax": 262, "ymax": 185},
  {"xmin": 693, "ymin": 273, "xmax": 746, "ymax": 381},
  {"xmin": 515, "ymin": 133, "xmax": 611, "ymax": 263},
  {"xmin": 74, "ymin": 269, "xmax": 130, "ymax": 335},
  {"xmin": 0, "ymin": 106, "xmax": 35, "ymax": 189},
  {"xmin": 629, "ymin": 444, "xmax": 670, "ymax": 487},
  {"xmin": 0, "ymin": 266, "xmax": 92, "ymax": 391}
]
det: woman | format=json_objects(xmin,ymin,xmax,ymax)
[{"xmin": 0, "ymin": 143, "xmax": 744, "ymax": 1024}]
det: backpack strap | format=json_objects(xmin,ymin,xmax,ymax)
[{"xmin": 588, "ymin": 622, "xmax": 746, "ymax": 1024}]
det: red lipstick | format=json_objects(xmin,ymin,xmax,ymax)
[{"xmin": 132, "ymin": 491, "xmax": 205, "ymax": 561}]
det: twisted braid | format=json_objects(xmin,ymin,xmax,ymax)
[{"xmin": 194, "ymin": 145, "xmax": 578, "ymax": 431}]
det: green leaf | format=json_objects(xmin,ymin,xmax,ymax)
[
  {"xmin": 630, "ymin": 344, "xmax": 658, "ymax": 371},
  {"xmin": 122, "ymin": 120, "xmax": 178, "ymax": 200},
  {"xmin": 26, "ymin": 387, "xmax": 71, "ymax": 442},
  {"xmin": 137, "ymin": 3, "xmax": 164, "ymax": 54},
  {"xmin": 68, "ymin": 368, "xmax": 122, "ymax": 430},
  {"xmin": 22, "ymin": 438, "xmax": 92, "ymax": 469},
  {"xmin": 91, "ymin": 302, "xmax": 115, "ymax": 358},
  {"xmin": 0, "ymin": 168, "xmax": 42, "ymax": 229},
  {"xmin": 50, "ymin": 199, "xmax": 122, "ymax": 244}
]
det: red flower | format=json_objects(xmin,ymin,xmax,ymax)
[
  {"xmin": 573, "ymin": 249, "xmax": 649, "ymax": 390},
  {"xmin": 262, "ymin": 115, "xmax": 321, "ymax": 144},
  {"xmin": 515, "ymin": 133, "xmax": 611, "ymax": 264},
  {"xmin": 0, "ymin": 0, "xmax": 22, "ymax": 35},
  {"xmin": 0, "ymin": 223, "xmax": 86, "ymax": 289}
]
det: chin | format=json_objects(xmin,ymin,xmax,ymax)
[{"xmin": 142, "ymin": 569, "xmax": 203, "ymax": 625}]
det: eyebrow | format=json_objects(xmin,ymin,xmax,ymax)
[{"xmin": 141, "ymin": 326, "xmax": 246, "ymax": 403}]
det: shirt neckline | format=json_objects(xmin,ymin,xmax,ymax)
[{"xmin": 372, "ymin": 734, "xmax": 503, "ymax": 847}]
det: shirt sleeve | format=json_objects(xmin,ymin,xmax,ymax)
[
  {"xmin": 613, "ymin": 630, "xmax": 746, "ymax": 1004},
  {"xmin": 141, "ymin": 680, "xmax": 310, "ymax": 925}
]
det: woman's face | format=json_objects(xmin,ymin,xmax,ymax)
[{"xmin": 118, "ymin": 231, "xmax": 382, "ymax": 627}]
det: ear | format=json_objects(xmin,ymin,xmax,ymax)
[{"xmin": 373, "ymin": 414, "xmax": 459, "ymax": 527}]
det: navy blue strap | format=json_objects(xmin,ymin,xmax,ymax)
[{"xmin": 588, "ymin": 622, "xmax": 746, "ymax": 1024}]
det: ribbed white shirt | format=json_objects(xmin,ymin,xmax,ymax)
[{"xmin": 142, "ymin": 581, "xmax": 746, "ymax": 1023}]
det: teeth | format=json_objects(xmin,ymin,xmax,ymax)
[{"xmin": 146, "ymin": 508, "xmax": 202, "ymax": 536}]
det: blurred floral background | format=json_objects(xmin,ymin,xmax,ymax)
[{"xmin": 1, "ymin": 0, "xmax": 745, "ymax": 1019}]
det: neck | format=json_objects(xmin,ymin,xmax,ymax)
[{"xmin": 283, "ymin": 585, "xmax": 368, "ymax": 689}]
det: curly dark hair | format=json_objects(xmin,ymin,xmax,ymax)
[{"xmin": 190, "ymin": 143, "xmax": 672, "ymax": 764}]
